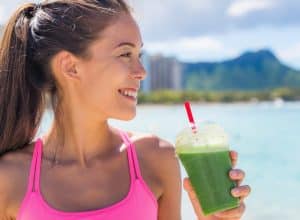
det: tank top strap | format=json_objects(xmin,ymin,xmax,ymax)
[
  {"xmin": 27, "ymin": 138, "xmax": 42, "ymax": 193},
  {"xmin": 118, "ymin": 129, "xmax": 142, "ymax": 180}
]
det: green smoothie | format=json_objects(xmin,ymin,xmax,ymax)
[
  {"xmin": 178, "ymin": 150, "xmax": 239, "ymax": 215},
  {"xmin": 175, "ymin": 123, "xmax": 239, "ymax": 216}
]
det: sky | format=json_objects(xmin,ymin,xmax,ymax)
[{"xmin": 1, "ymin": 0, "xmax": 300, "ymax": 69}]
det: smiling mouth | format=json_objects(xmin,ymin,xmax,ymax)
[{"xmin": 118, "ymin": 88, "xmax": 138, "ymax": 101}]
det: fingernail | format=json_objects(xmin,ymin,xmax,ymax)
[
  {"xmin": 230, "ymin": 171, "xmax": 237, "ymax": 177},
  {"xmin": 232, "ymin": 188, "xmax": 239, "ymax": 195}
]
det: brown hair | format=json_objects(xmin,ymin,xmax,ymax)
[{"xmin": 0, "ymin": 0, "xmax": 131, "ymax": 156}]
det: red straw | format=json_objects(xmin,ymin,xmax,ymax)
[{"xmin": 184, "ymin": 101, "xmax": 197, "ymax": 132}]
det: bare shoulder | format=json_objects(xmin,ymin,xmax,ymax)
[
  {"xmin": 128, "ymin": 131, "xmax": 181, "ymax": 186},
  {"xmin": 128, "ymin": 131, "xmax": 182, "ymax": 219},
  {"xmin": 0, "ymin": 143, "xmax": 34, "ymax": 217},
  {"xmin": 129, "ymin": 131, "xmax": 178, "ymax": 165}
]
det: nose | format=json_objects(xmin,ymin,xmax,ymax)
[{"xmin": 130, "ymin": 61, "xmax": 147, "ymax": 80}]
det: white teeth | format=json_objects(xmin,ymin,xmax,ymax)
[{"xmin": 120, "ymin": 89, "xmax": 137, "ymax": 99}]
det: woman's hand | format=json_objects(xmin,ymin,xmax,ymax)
[{"xmin": 183, "ymin": 150, "xmax": 251, "ymax": 220}]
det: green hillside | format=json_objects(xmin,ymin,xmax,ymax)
[{"xmin": 183, "ymin": 49, "xmax": 300, "ymax": 90}]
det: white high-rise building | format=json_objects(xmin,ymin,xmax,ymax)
[
  {"xmin": 149, "ymin": 54, "xmax": 182, "ymax": 91},
  {"xmin": 140, "ymin": 51, "xmax": 151, "ymax": 93}
]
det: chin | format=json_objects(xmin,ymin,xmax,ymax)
[{"xmin": 115, "ymin": 109, "xmax": 136, "ymax": 121}]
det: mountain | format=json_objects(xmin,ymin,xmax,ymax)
[{"xmin": 182, "ymin": 49, "xmax": 300, "ymax": 90}]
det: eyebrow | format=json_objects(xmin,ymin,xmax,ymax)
[{"xmin": 115, "ymin": 42, "xmax": 144, "ymax": 49}]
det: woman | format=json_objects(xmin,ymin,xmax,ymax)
[{"xmin": 0, "ymin": 0, "xmax": 250, "ymax": 219}]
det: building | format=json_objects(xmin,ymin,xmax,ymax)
[
  {"xmin": 148, "ymin": 54, "xmax": 182, "ymax": 91},
  {"xmin": 140, "ymin": 51, "xmax": 151, "ymax": 93}
]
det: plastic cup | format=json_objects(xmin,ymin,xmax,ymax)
[{"xmin": 175, "ymin": 122, "xmax": 239, "ymax": 216}]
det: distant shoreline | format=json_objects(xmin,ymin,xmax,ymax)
[
  {"xmin": 138, "ymin": 88, "xmax": 300, "ymax": 104},
  {"xmin": 138, "ymin": 100, "xmax": 300, "ymax": 106}
]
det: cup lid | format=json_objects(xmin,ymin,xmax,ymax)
[{"xmin": 175, "ymin": 122, "xmax": 229, "ymax": 153}]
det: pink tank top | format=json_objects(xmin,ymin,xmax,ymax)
[{"xmin": 17, "ymin": 130, "xmax": 158, "ymax": 220}]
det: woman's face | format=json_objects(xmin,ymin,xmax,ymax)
[{"xmin": 72, "ymin": 13, "xmax": 146, "ymax": 121}]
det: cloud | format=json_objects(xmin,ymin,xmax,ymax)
[
  {"xmin": 2, "ymin": 0, "xmax": 299, "ymax": 67},
  {"xmin": 142, "ymin": 25, "xmax": 300, "ymax": 67},
  {"xmin": 277, "ymin": 42, "xmax": 300, "ymax": 69},
  {"xmin": 144, "ymin": 36, "xmax": 238, "ymax": 62},
  {"xmin": 146, "ymin": 36, "xmax": 223, "ymax": 52},
  {"xmin": 129, "ymin": 0, "xmax": 300, "ymax": 42},
  {"xmin": 2, "ymin": 0, "xmax": 300, "ymax": 41},
  {"xmin": 227, "ymin": 0, "xmax": 277, "ymax": 17}
]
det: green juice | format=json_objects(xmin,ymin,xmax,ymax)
[{"xmin": 178, "ymin": 149, "xmax": 239, "ymax": 215}]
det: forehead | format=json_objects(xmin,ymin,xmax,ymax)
[{"xmin": 95, "ymin": 13, "xmax": 143, "ymax": 50}]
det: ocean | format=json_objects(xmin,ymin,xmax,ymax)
[{"xmin": 37, "ymin": 101, "xmax": 300, "ymax": 220}]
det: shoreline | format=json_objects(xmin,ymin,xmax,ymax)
[{"xmin": 137, "ymin": 100, "xmax": 300, "ymax": 107}]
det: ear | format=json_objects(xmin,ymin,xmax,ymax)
[{"xmin": 54, "ymin": 51, "xmax": 81, "ymax": 81}]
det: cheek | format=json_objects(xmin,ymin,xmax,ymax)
[
  {"xmin": 80, "ymin": 72, "xmax": 120, "ymax": 109},
  {"xmin": 77, "ymin": 61, "xmax": 135, "ymax": 119},
  {"xmin": 84, "ymin": 78, "xmax": 116, "ymax": 104}
]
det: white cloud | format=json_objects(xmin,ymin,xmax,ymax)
[
  {"xmin": 128, "ymin": 0, "xmax": 300, "ymax": 42},
  {"xmin": 144, "ymin": 36, "xmax": 238, "ymax": 62},
  {"xmin": 227, "ymin": 0, "xmax": 277, "ymax": 17},
  {"xmin": 175, "ymin": 37, "xmax": 224, "ymax": 51},
  {"xmin": 277, "ymin": 42, "xmax": 300, "ymax": 69},
  {"xmin": 146, "ymin": 36, "xmax": 223, "ymax": 52},
  {"xmin": 279, "ymin": 43, "xmax": 300, "ymax": 59},
  {"xmin": 1, "ymin": 0, "xmax": 299, "ymax": 66}
]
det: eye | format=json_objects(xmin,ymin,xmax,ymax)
[
  {"xmin": 119, "ymin": 52, "xmax": 144, "ymax": 59},
  {"xmin": 120, "ymin": 52, "xmax": 132, "ymax": 58}
]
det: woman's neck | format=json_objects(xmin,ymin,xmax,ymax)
[{"xmin": 41, "ymin": 121, "xmax": 122, "ymax": 168}]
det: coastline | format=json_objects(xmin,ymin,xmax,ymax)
[
  {"xmin": 138, "ymin": 100, "xmax": 300, "ymax": 107},
  {"xmin": 137, "ymin": 88, "xmax": 300, "ymax": 105}
]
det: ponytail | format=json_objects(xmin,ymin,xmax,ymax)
[{"xmin": 0, "ymin": 3, "xmax": 45, "ymax": 156}]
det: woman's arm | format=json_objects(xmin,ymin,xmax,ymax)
[{"xmin": 155, "ymin": 138, "xmax": 182, "ymax": 220}]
